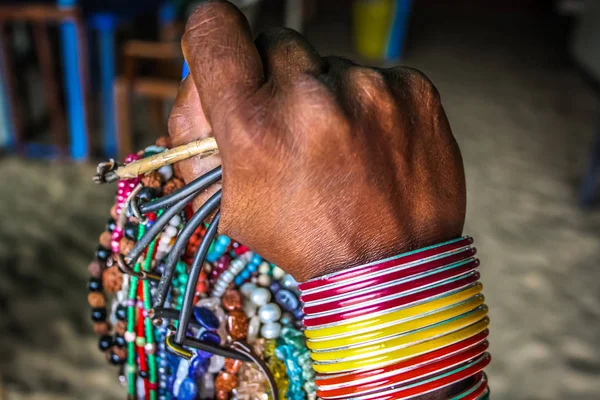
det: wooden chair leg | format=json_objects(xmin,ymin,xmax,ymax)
[
  {"xmin": 33, "ymin": 22, "xmax": 68, "ymax": 157},
  {"xmin": 114, "ymin": 78, "xmax": 133, "ymax": 160}
]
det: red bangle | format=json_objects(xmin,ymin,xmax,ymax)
[
  {"xmin": 356, "ymin": 356, "xmax": 490, "ymax": 400},
  {"xmin": 303, "ymin": 259, "xmax": 479, "ymax": 315},
  {"xmin": 315, "ymin": 329, "xmax": 490, "ymax": 389},
  {"xmin": 299, "ymin": 236, "xmax": 474, "ymax": 293},
  {"xmin": 303, "ymin": 273, "xmax": 480, "ymax": 328},
  {"xmin": 316, "ymin": 341, "xmax": 489, "ymax": 398},
  {"xmin": 301, "ymin": 248, "xmax": 477, "ymax": 304}
]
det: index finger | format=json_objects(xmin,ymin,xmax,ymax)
[{"xmin": 182, "ymin": 0, "xmax": 264, "ymax": 129}]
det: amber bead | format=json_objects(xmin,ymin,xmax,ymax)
[
  {"xmin": 119, "ymin": 238, "xmax": 135, "ymax": 256},
  {"xmin": 163, "ymin": 177, "xmax": 184, "ymax": 196},
  {"xmin": 114, "ymin": 320, "xmax": 127, "ymax": 336},
  {"xmin": 227, "ymin": 310, "xmax": 248, "ymax": 341},
  {"xmin": 141, "ymin": 171, "xmax": 163, "ymax": 191},
  {"xmin": 222, "ymin": 289, "xmax": 242, "ymax": 311},
  {"xmin": 99, "ymin": 231, "xmax": 112, "ymax": 249},
  {"xmin": 93, "ymin": 321, "xmax": 111, "ymax": 335},
  {"xmin": 224, "ymin": 358, "xmax": 242, "ymax": 374},
  {"xmin": 102, "ymin": 267, "xmax": 123, "ymax": 293},
  {"xmin": 215, "ymin": 372, "xmax": 238, "ymax": 392},
  {"xmin": 87, "ymin": 292, "xmax": 105, "ymax": 308},
  {"xmin": 216, "ymin": 390, "xmax": 229, "ymax": 400}
]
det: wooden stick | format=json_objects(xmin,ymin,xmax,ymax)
[{"xmin": 95, "ymin": 137, "xmax": 219, "ymax": 183}]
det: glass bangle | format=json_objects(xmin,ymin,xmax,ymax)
[
  {"xmin": 299, "ymin": 237, "xmax": 474, "ymax": 293},
  {"xmin": 307, "ymin": 296, "xmax": 485, "ymax": 351},
  {"xmin": 303, "ymin": 275, "xmax": 481, "ymax": 328},
  {"xmin": 303, "ymin": 259, "xmax": 479, "ymax": 316},
  {"xmin": 316, "ymin": 342, "xmax": 489, "ymax": 398},
  {"xmin": 305, "ymin": 286, "xmax": 483, "ymax": 339},
  {"xmin": 310, "ymin": 307, "xmax": 488, "ymax": 362},
  {"xmin": 312, "ymin": 318, "xmax": 490, "ymax": 374},
  {"xmin": 301, "ymin": 249, "xmax": 477, "ymax": 305}
]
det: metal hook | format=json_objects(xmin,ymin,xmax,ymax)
[{"xmin": 116, "ymin": 254, "xmax": 161, "ymax": 282}]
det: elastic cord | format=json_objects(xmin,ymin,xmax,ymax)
[
  {"xmin": 153, "ymin": 190, "xmax": 222, "ymax": 308},
  {"xmin": 126, "ymin": 192, "xmax": 196, "ymax": 263},
  {"xmin": 174, "ymin": 211, "xmax": 220, "ymax": 344},
  {"xmin": 139, "ymin": 166, "xmax": 222, "ymax": 214}
]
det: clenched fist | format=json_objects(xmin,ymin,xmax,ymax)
[{"xmin": 169, "ymin": 0, "xmax": 466, "ymax": 283}]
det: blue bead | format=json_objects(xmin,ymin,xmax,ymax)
[
  {"xmin": 200, "ymin": 330, "xmax": 221, "ymax": 345},
  {"xmin": 251, "ymin": 254, "xmax": 262, "ymax": 265},
  {"xmin": 234, "ymin": 277, "xmax": 244, "ymax": 286},
  {"xmin": 269, "ymin": 281, "xmax": 282, "ymax": 293},
  {"xmin": 189, "ymin": 356, "xmax": 210, "ymax": 378},
  {"xmin": 247, "ymin": 263, "xmax": 258, "ymax": 272},
  {"xmin": 240, "ymin": 270, "xmax": 251, "ymax": 279},
  {"xmin": 177, "ymin": 377, "xmax": 198, "ymax": 400},
  {"xmin": 293, "ymin": 308, "xmax": 304, "ymax": 321},
  {"xmin": 193, "ymin": 307, "xmax": 220, "ymax": 331},
  {"xmin": 166, "ymin": 374, "xmax": 176, "ymax": 391},
  {"xmin": 275, "ymin": 289, "xmax": 300, "ymax": 312}
]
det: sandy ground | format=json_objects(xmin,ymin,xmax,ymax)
[{"xmin": 1, "ymin": 8, "xmax": 600, "ymax": 400}]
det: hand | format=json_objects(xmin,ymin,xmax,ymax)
[{"xmin": 169, "ymin": 0, "xmax": 466, "ymax": 282}]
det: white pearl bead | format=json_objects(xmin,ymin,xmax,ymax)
[
  {"xmin": 243, "ymin": 301, "xmax": 258, "ymax": 318},
  {"xmin": 240, "ymin": 283, "xmax": 256, "ymax": 298},
  {"xmin": 258, "ymin": 262, "xmax": 270, "ymax": 275},
  {"xmin": 221, "ymin": 270, "xmax": 235, "ymax": 282},
  {"xmin": 158, "ymin": 165, "xmax": 174, "ymax": 181},
  {"xmin": 247, "ymin": 315, "xmax": 261, "ymax": 343},
  {"xmin": 257, "ymin": 274, "xmax": 271, "ymax": 287},
  {"xmin": 164, "ymin": 225, "xmax": 178, "ymax": 238},
  {"xmin": 272, "ymin": 266, "xmax": 286, "ymax": 280},
  {"xmin": 260, "ymin": 322, "xmax": 282, "ymax": 339},
  {"xmin": 160, "ymin": 235, "xmax": 172, "ymax": 244},
  {"xmin": 124, "ymin": 331, "xmax": 136, "ymax": 342},
  {"xmin": 259, "ymin": 303, "xmax": 281, "ymax": 323},
  {"xmin": 208, "ymin": 355, "xmax": 225, "ymax": 373},
  {"xmin": 250, "ymin": 287, "xmax": 271, "ymax": 306},
  {"xmin": 169, "ymin": 215, "xmax": 182, "ymax": 227}
]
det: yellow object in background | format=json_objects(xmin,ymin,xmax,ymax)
[
  {"xmin": 353, "ymin": 0, "xmax": 414, "ymax": 61},
  {"xmin": 353, "ymin": 0, "xmax": 394, "ymax": 59}
]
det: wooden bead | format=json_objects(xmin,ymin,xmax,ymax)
[
  {"xmin": 141, "ymin": 171, "xmax": 163, "ymax": 190},
  {"xmin": 102, "ymin": 267, "xmax": 123, "ymax": 294},
  {"xmin": 88, "ymin": 261, "xmax": 105, "ymax": 279},
  {"xmin": 216, "ymin": 390, "xmax": 229, "ymax": 400},
  {"xmin": 112, "ymin": 346, "xmax": 127, "ymax": 359},
  {"xmin": 110, "ymin": 204, "xmax": 118, "ymax": 220},
  {"xmin": 99, "ymin": 231, "xmax": 112, "ymax": 249},
  {"xmin": 87, "ymin": 292, "xmax": 105, "ymax": 308},
  {"xmin": 114, "ymin": 320, "xmax": 127, "ymax": 336},
  {"xmin": 155, "ymin": 136, "xmax": 171, "ymax": 148},
  {"xmin": 93, "ymin": 321, "xmax": 111, "ymax": 335},
  {"xmin": 119, "ymin": 238, "xmax": 135, "ymax": 256},
  {"xmin": 163, "ymin": 177, "xmax": 184, "ymax": 196}
]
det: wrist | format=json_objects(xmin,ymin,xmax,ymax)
[{"xmin": 299, "ymin": 236, "xmax": 490, "ymax": 400}]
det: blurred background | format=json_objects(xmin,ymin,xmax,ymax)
[{"xmin": 0, "ymin": 0, "xmax": 599, "ymax": 399}]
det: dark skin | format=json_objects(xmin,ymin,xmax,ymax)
[{"xmin": 170, "ymin": 1, "xmax": 469, "ymax": 397}]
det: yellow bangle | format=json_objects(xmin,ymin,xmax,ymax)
[
  {"xmin": 306, "ymin": 294, "xmax": 485, "ymax": 351},
  {"xmin": 305, "ymin": 283, "xmax": 483, "ymax": 340},
  {"xmin": 312, "ymin": 317, "xmax": 490, "ymax": 374},
  {"xmin": 311, "ymin": 305, "xmax": 488, "ymax": 362}
]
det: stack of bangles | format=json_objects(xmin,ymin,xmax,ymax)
[
  {"xmin": 90, "ymin": 137, "xmax": 491, "ymax": 400},
  {"xmin": 299, "ymin": 237, "xmax": 491, "ymax": 400}
]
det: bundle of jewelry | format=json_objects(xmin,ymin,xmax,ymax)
[{"xmin": 90, "ymin": 137, "xmax": 491, "ymax": 400}]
